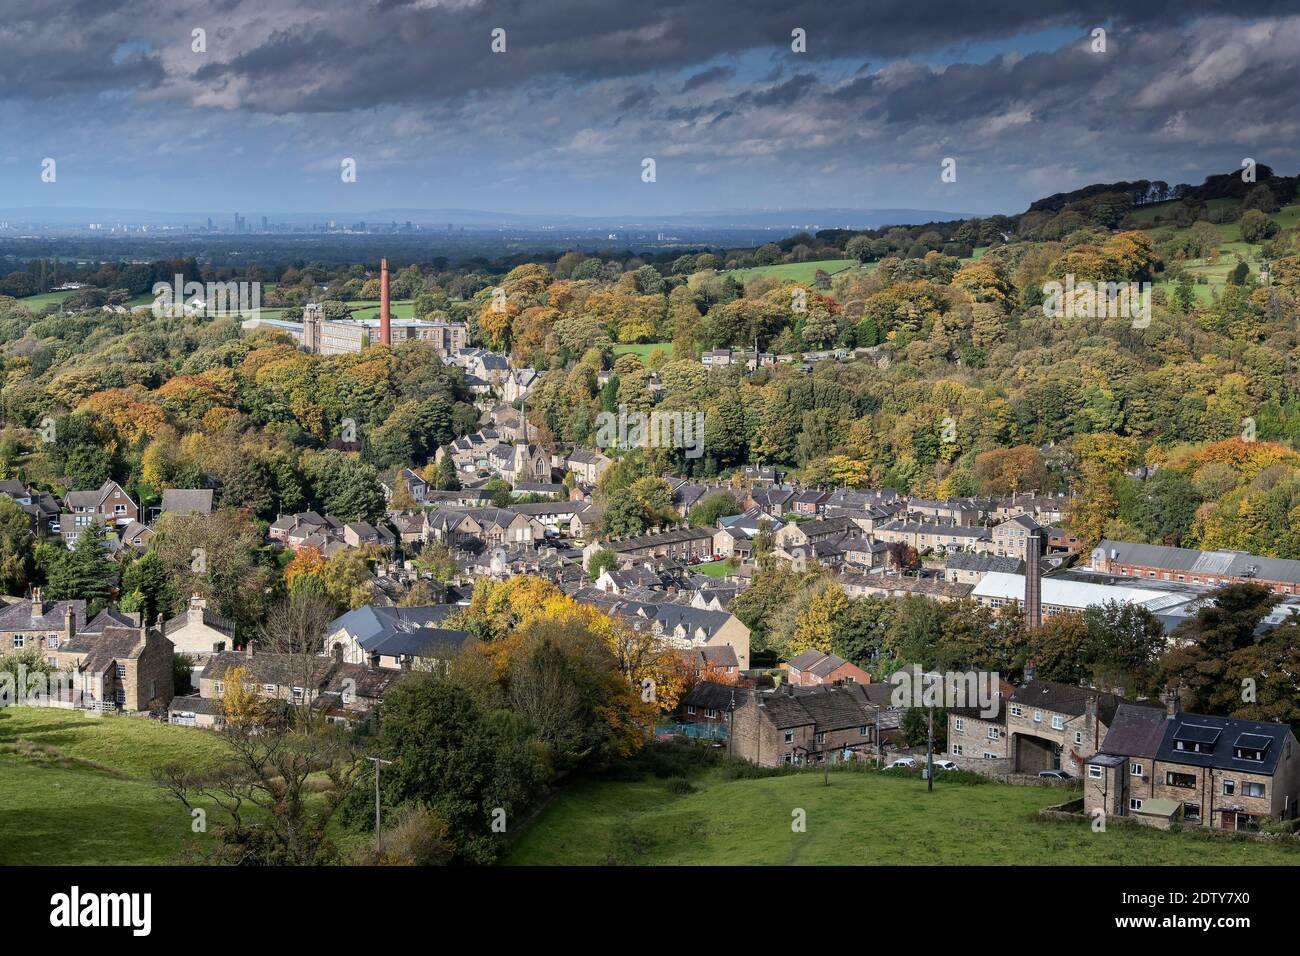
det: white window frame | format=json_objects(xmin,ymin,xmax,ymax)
[
  {"xmin": 783, "ymin": 730, "xmax": 794, "ymax": 744},
  {"xmin": 1033, "ymin": 710, "xmax": 1042, "ymax": 723},
  {"xmin": 954, "ymin": 717, "xmax": 965, "ymax": 732},
  {"xmin": 1130, "ymin": 762, "xmax": 1143, "ymax": 777},
  {"xmin": 1223, "ymin": 779, "xmax": 1236, "ymax": 796},
  {"xmin": 1088, "ymin": 765, "xmax": 1102, "ymax": 779},
  {"xmin": 1051, "ymin": 715, "xmax": 1064, "ymax": 730},
  {"xmin": 1129, "ymin": 798, "xmax": 1143, "ymax": 811}
]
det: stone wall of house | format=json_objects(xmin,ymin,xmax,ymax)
[
  {"xmin": 947, "ymin": 714, "xmax": 1009, "ymax": 760},
  {"xmin": 730, "ymin": 699, "xmax": 809, "ymax": 767},
  {"xmin": 1146, "ymin": 760, "xmax": 1276, "ymax": 829},
  {"xmin": 124, "ymin": 631, "xmax": 174, "ymax": 712}
]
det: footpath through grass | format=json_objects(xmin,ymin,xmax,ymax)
[{"xmin": 506, "ymin": 742, "xmax": 1300, "ymax": 866}]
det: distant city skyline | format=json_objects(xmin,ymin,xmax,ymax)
[{"xmin": 2, "ymin": 1, "xmax": 1298, "ymax": 218}]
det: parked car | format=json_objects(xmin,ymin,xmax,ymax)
[
  {"xmin": 1038, "ymin": 769, "xmax": 1073, "ymax": 780},
  {"xmin": 888, "ymin": 757, "xmax": 918, "ymax": 769},
  {"xmin": 933, "ymin": 760, "xmax": 959, "ymax": 771}
]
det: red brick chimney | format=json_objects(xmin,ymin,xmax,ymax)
[{"xmin": 379, "ymin": 258, "xmax": 391, "ymax": 346}]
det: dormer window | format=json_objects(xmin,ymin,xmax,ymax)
[
  {"xmin": 1173, "ymin": 724, "xmax": 1220, "ymax": 754},
  {"xmin": 1233, "ymin": 734, "xmax": 1271, "ymax": 762}
]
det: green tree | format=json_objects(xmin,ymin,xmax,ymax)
[
  {"xmin": 0, "ymin": 496, "xmax": 34, "ymax": 594},
  {"xmin": 342, "ymin": 672, "xmax": 547, "ymax": 864},
  {"xmin": 44, "ymin": 525, "xmax": 116, "ymax": 614}
]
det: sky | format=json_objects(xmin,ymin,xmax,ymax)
[{"xmin": 1, "ymin": 0, "xmax": 1298, "ymax": 220}]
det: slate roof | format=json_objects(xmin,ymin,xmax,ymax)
[
  {"xmin": 756, "ymin": 684, "xmax": 874, "ymax": 732},
  {"xmin": 65, "ymin": 627, "xmax": 146, "ymax": 674},
  {"xmin": 81, "ymin": 607, "xmax": 140, "ymax": 633},
  {"xmin": 161, "ymin": 489, "xmax": 214, "ymax": 515},
  {"xmin": 327, "ymin": 604, "xmax": 460, "ymax": 651},
  {"xmin": 1009, "ymin": 679, "xmax": 1157, "ymax": 726},
  {"xmin": 201, "ymin": 651, "xmax": 335, "ymax": 688},
  {"xmin": 683, "ymin": 681, "xmax": 744, "ymax": 712},
  {"xmin": 946, "ymin": 552, "xmax": 1023, "ymax": 574},
  {"xmin": 1154, "ymin": 713, "xmax": 1294, "ymax": 775},
  {"xmin": 0, "ymin": 598, "xmax": 86, "ymax": 631},
  {"xmin": 367, "ymin": 626, "xmax": 472, "ymax": 659},
  {"xmin": 1096, "ymin": 702, "xmax": 1169, "ymax": 759},
  {"xmin": 163, "ymin": 607, "xmax": 236, "ymax": 639}
]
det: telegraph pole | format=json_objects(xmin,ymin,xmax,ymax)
[
  {"xmin": 926, "ymin": 705, "xmax": 934, "ymax": 793},
  {"xmin": 367, "ymin": 756, "xmax": 393, "ymax": 837},
  {"xmin": 875, "ymin": 704, "xmax": 882, "ymax": 769}
]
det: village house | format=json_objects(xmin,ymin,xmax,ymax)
[
  {"xmin": 0, "ymin": 480, "xmax": 60, "ymax": 536},
  {"xmin": 62, "ymin": 480, "xmax": 139, "ymax": 536},
  {"xmin": 323, "ymin": 603, "xmax": 467, "ymax": 667},
  {"xmin": 594, "ymin": 565, "xmax": 671, "ymax": 594},
  {"xmin": 156, "ymin": 488, "xmax": 214, "ymax": 523},
  {"xmin": 583, "ymin": 526, "xmax": 718, "ymax": 569},
  {"xmin": 730, "ymin": 683, "xmax": 877, "ymax": 767},
  {"xmin": 679, "ymin": 681, "xmax": 742, "ymax": 725},
  {"xmin": 563, "ymin": 447, "xmax": 614, "ymax": 485},
  {"xmin": 118, "ymin": 520, "xmax": 154, "ymax": 550},
  {"xmin": 569, "ymin": 505, "xmax": 604, "ymax": 542},
  {"xmin": 792, "ymin": 489, "xmax": 830, "ymax": 516},
  {"xmin": 162, "ymin": 594, "xmax": 236, "ymax": 662},
  {"xmin": 1085, "ymin": 702, "xmax": 1300, "ymax": 831},
  {"xmin": 904, "ymin": 498, "xmax": 983, "ymax": 526},
  {"xmin": 990, "ymin": 492, "xmax": 1069, "ymax": 526},
  {"xmin": 949, "ymin": 698, "xmax": 1010, "ymax": 762},
  {"xmin": 378, "ymin": 468, "xmax": 429, "ymax": 505},
  {"xmin": 991, "ymin": 514, "xmax": 1042, "ymax": 560},
  {"xmin": 772, "ymin": 515, "xmax": 858, "ymax": 551},
  {"xmin": 175, "ymin": 646, "xmax": 407, "ymax": 728},
  {"xmin": 1005, "ymin": 676, "xmax": 1159, "ymax": 775},
  {"xmin": 744, "ymin": 486, "xmax": 795, "ymax": 518},
  {"xmin": 0, "ymin": 591, "xmax": 85, "ymax": 660},
  {"xmin": 873, "ymin": 518, "xmax": 992, "ymax": 554},
  {"xmin": 636, "ymin": 604, "xmax": 751, "ymax": 671},
  {"xmin": 785, "ymin": 650, "xmax": 872, "ymax": 687},
  {"xmin": 53, "ymin": 622, "xmax": 174, "ymax": 714}
]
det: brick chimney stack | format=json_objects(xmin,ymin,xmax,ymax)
[
  {"xmin": 1024, "ymin": 527, "xmax": 1043, "ymax": 630},
  {"xmin": 379, "ymin": 258, "xmax": 392, "ymax": 346}
]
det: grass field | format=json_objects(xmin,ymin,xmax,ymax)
[
  {"xmin": 14, "ymin": 289, "xmax": 77, "ymax": 309},
  {"xmin": 613, "ymin": 342, "xmax": 674, "ymax": 360},
  {"xmin": 506, "ymin": 753, "xmax": 1300, "ymax": 866},
  {"xmin": 1134, "ymin": 201, "xmax": 1300, "ymax": 305},
  {"xmin": 693, "ymin": 560, "xmax": 732, "ymax": 578},
  {"xmin": 0, "ymin": 707, "xmax": 228, "ymax": 865},
  {"xmin": 725, "ymin": 259, "xmax": 862, "ymax": 285}
]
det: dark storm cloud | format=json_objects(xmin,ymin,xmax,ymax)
[
  {"xmin": 0, "ymin": 0, "xmax": 1293, "ymax": 112},
  {"xmin": 1, "ymin": 0, "xmax": 1297, "ymax": 216}
]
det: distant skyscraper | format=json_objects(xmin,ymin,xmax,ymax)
[{"xmin": 262, "ymin": 215, "xmax": 268, "ymax": 230}]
